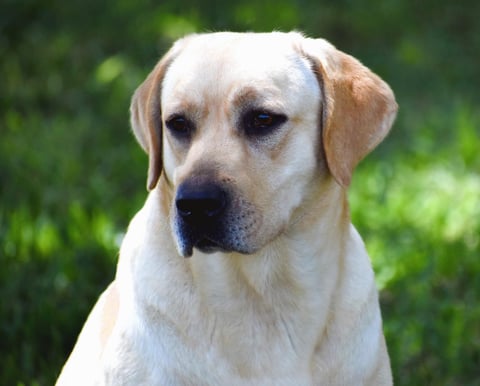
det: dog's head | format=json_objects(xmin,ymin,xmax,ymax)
[{"xmin": 130, "ymin": 32, "xmax": 397, "ymax": 257}]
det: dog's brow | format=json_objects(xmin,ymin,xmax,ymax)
[
  {"xmin": 164, "ymin": 100, "xmax": 208, "ymax": 123},
  {"xmin": 232, "ymin": 87, "xmax": 264, "ymax": 109}
]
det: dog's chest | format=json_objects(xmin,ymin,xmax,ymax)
[{"xmin": 104, "ymin": 293, "xmax": 322, "ymax": 385}]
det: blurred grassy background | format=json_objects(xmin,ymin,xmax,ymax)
[{"xmin": 1, "ymin": 0, "xmax": 479, "ymax": 385}]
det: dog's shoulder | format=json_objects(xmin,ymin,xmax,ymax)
[{"xmin": 56, "ymin": 282, "xmax": 119, "ymax": 385}]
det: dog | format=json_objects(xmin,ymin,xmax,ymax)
[{"xmin": 56, "ymin": 31, "xmax": 397, "ymax": 385}]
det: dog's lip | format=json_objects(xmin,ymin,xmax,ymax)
[{"xmin": 194, "ymin": 237, "xmax": 229, "ymax": 254}]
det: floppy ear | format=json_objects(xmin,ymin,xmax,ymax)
[
  {"xmin": 130, "ymin": 44, "xmax": 183, "ymax": 191},
  {"xmin": 302, "ymin": 38, "xmax": 398, "ymax": 187}
]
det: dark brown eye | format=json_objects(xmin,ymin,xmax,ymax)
[
  {"xmin": 244, "ymin": 110, "xmax": 287, "ymax": 135},
  {"xmin": 254, "ymin": 113, "xmax": 274, "ymax": 128},
  {"xmin": 166, "ymin": 115, "xmax": 192, "ymax": 137}
]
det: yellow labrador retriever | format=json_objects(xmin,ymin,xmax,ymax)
[{"xmin": 57, "ymin": 32, "xmax": 397, "ymax": 385}]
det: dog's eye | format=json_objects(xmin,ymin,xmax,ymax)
[
  {"xmin": 166, "ymin": 115, "xmax": 192, "ymax": 137},
  {"xmin": 254, "ymin": 113, "xmax": 274, "ymax": 127},
  {"xmin": 244, "ymin": 110, "xmax": 287, "ymax": 135}
]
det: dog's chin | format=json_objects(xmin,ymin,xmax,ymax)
[
  {"xmin": 195, "ymin": 238, "xmax": 228, "ymax": 254},
  {"xmin": 175, "ymin": 234, "xmax": 257, "ymax": 258},
  {"xmin": 175, "ymin": 235, "xmax": 225, "ymax": 258}
]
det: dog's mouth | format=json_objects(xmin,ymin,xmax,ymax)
[
  {"xmin": 194, "ymin": 237, "xmax": 229, "ymax": 254},
  {"xmin": 177, "ymin": 234, "xmax": 231, "ymax": 258}
]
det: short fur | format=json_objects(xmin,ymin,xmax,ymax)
[{"xmin": 57, "ymin": 32, "xmax": 397, "ymax": 385}]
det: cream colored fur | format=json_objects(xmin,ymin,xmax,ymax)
[{"xmin": 57, "ymin": 32, "xmax": 397, "ymax": 385}]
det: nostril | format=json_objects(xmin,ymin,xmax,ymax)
[
  {"xmin": 176, "ymin": 198, "xmax": 224, "ymax": 218},
  {"xmin": 201, "ymin": 197, "xmax": 225, "ymax": 217},
  {"xmin": 176, "ymin": 184, "xmax": 227, "ymax": 220},
  {"xmin": 176, "ymin": 199, "xmax": 193, "ymax": 217}
]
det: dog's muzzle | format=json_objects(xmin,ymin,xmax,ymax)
[{"xmin": 173, "ymin": 176, "xmax": 232, "ymax": 257}]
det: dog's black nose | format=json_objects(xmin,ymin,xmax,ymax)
[{"xmin": 176, "ymin": 182, "xmax": 227, "ymax": 222}]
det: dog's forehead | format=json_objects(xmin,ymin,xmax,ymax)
[
  {"xmin": 161, "ymin": 33, "xmax": 319, "ymax": 113},
  {"xmin": 172, "ymin": 32, "xmax": 302, "ymax": 76}
]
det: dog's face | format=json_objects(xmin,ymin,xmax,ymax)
[
  {"xmin": 162, "ymin": 33, "xmax": 323, "ymax": 257},
  {"xmin": 130, "ymin": 32, "xmax": 397, "ymax": 257}
]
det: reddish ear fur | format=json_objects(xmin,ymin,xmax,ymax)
[
  {"xmin": 303, "ymin": 39, "xmax": 398, "ymax": 187},
  {"xmin": 130, "ymin": 46, "xmax": 182, "ymax": 191}
]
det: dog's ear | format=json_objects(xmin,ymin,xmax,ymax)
[
  {"xmin": 302, "ymin": 38, "xmax": 398, "ymax": 187},
  {"xmin": 130, "ymin": 42, "xmax": 184, "ymax": 191}
]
